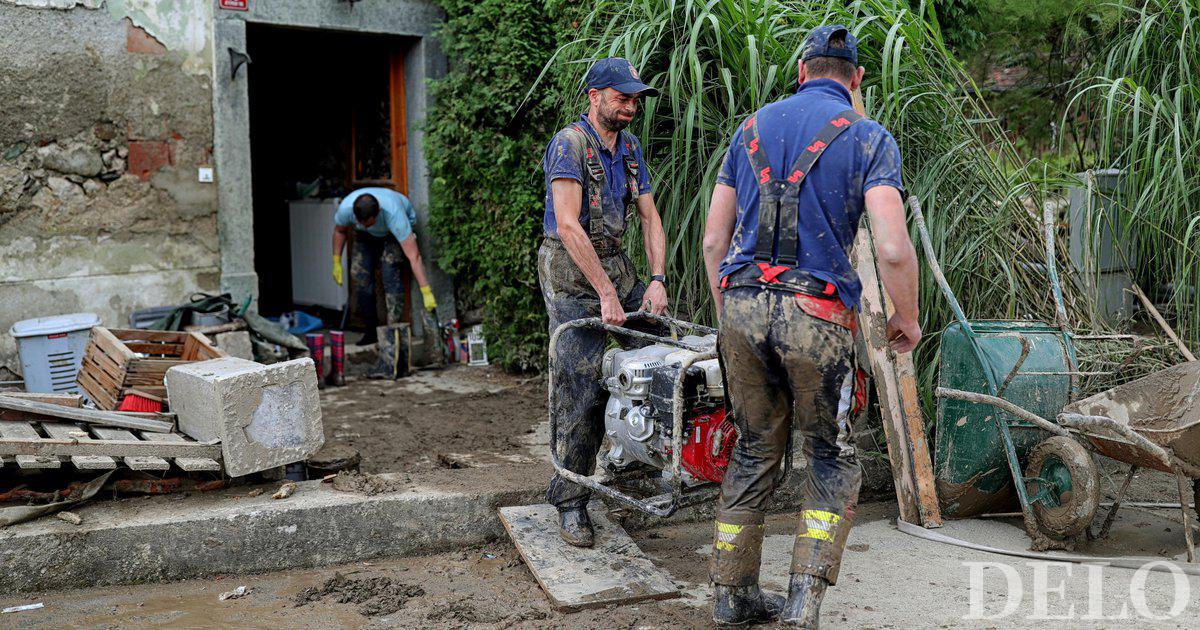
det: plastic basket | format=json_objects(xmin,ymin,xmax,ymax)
[{"xmin": 9, "ymin": 313, "xmax": 101, "ymax": 394}]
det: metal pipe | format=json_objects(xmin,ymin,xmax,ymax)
[
  {"xmin": 935, "ymin": 387, "xmax": 1071, "ymax": 438},
  {"xmin": 908, "ymin": 196, "xmax": 972, "ymax": 331}
]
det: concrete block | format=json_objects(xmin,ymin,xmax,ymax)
[
  {"xmin": 214, "ymin": 330, "xmax": 254, "ymax": 361},
  {"xmin": 166, "ymin": 357, "xmax": 323, "ymax": 476}
]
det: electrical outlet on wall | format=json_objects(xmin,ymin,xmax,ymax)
[{"xmin": 198, "ymin": 166, "xmax": 214, "ymax": 183}]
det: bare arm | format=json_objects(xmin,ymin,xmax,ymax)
[
  {"xmin": 865, "ymin": 185, "xmax": 921, "ymax": 352},
  {"xmin": 635, "ymin": 192, "xmax": 668, "ymax": 314},
  {"xmin": 332, "ymin": 225, "xmax": 352, "ymax": 257},
  {"xmin": 702, "ymin": 184, "xmax": 738, "ymax": 317},
  {"xmin": 552, "ymin": 178, "xmax": 625, "ymax": 324},
  {"xmin": 636, "ymin": 193, "xmax": 666, "ymax": 277},
  {"xmin": 398, "ymin": 234, "xmax": 430, "ymax": 288}
]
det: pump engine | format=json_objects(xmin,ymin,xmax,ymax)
[{"xmin": 599, "ymin": 335, "xmax": 738, "ymax": 486}]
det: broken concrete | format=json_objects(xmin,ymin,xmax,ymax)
[
  {"xmin": 166, "ymin": 357, "xmax": 323, "ymax": 476},
  {"xmin": 214, "ymin": 330, "xmax": 254, "ymax": 360}
]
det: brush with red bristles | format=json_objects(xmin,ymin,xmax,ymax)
[{"xmin": 118, "ymin": 389, "xmax": 164, "ymax": 413}]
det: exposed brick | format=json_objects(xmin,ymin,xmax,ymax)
[
  {"xmin": 127, "ymin": 140, "xmax": 172, "ymax": 181},
  {"xmin": 126, "ymin": 20, "xmax": 166, "ymax": 55}
]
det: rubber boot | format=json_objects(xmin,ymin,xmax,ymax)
[
  {"xmin": 326, "ymin": 330, "xmax": 346, "ymax": 387},
  {"xmin": 367, "ymin": 324, "xmax": 410, "ymax": 380},
  {"xmin": 305, "ymin": 333, "xmax": 325, "ymax": 390},
  {"xmin": 558, "ymin": 505, "xmax": 594, "ymax": 548},
  {"xmin": 780, "ymin": 573, "xmax": 828, "ymax": 628},
  {"xmin": 713, "ymin": 584, "xmax": 785, "ymax": 627}
]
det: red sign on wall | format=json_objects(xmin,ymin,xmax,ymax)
[{"xmin": 219, "ymin": 0, "xmax": 248, "ymax": 10}]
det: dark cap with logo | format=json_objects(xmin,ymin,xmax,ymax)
[
  {"xmin": 581, "ymin": 57, "xmax": 660, "ymax": 97},
  {"xmin": 802, "ymin": 25, "xmax": 858, "ymax": 66}
]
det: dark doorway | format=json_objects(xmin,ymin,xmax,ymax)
[{"xmin": 246, "ymin": 24, "xmax": 411, "ymax": 319}]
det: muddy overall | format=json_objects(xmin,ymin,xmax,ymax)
[
  {"xmin": 710, "ymin": 109, "xmax": 869, "ymax": 623},
  {"xmin": 541, "ymin": 122, "xmax": 653, "ymax": 511},
  {"xmin": 350, "ymin": 232, "xmax": 407, "ymax": 328}
]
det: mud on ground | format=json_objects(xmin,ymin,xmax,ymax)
[{"xmin": 316, "ymin": 364, "xmax": 546, "ymax": 474}]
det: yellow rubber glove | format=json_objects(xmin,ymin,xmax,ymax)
[
  {"xmin": 332, "ymin": 255, "xmax": 343, "ymax": 286},
  {"xmin": 420, "ymin": 285, "xmax": 437, "ymax": 312}
]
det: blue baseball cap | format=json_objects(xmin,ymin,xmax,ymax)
[
  {"xmin": 581, "ymin": 57, "xmax": 660, "ymax": 97},
  {"xmin": 801, "ymin": 25, "xmax": 858, "ymax": 66}
]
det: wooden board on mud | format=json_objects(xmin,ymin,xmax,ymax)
[{"xmin": 498, "ymin": 503, "xmax": 680, "ymax": 612}]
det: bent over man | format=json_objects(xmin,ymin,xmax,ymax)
[
  {"xmin": 541, "ymin": 57, "xmax": 669, "ymax": 547},
  {"xmin": 331, "ymin": 187, "xmax": 437, "ymax": 353},
  {"xmin": 701, "ymin": 26, "xmax": 921, "ymax": 627}
]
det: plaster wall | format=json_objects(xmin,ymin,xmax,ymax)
[
  {"xmin": 0, "ymin": 0, "xmax": 449, "ymax": 372},
  {"xmin": 0, "ymin": 0, "xmax": 218, "ymax": 372}
]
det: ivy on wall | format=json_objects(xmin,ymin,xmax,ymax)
[{"xmin": 425, "ymin": 0, "xmax": 575, "ymax": 370}]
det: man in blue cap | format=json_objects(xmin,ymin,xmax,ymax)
[
  {"xmin": 540, "ymin": 57, "xmax": 669, "ymax": 547},
  {"xmin": 701, "ymin": 26, "xmax": 920, "ymax": 626}
]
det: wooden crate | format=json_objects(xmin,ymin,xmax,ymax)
[{"xmin": 77, "ymin": 328, "xmax": 227, "ymax": 411}]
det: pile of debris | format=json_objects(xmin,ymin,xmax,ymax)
[{"xmin": 0, "ymin": 321, "xmax": 325, "ymax": 525}]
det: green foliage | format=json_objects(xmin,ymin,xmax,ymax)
[
  {"xmin": 425, "ymin": 0, "xmax": 569, "ymax": 370},
  {"xmin": 1067, "ymin": 0, "xmax": 1200, "ymax": 345},
  {"xmin": 545, "ymin": 0, "xmax": 1096, "ymax": 414}
]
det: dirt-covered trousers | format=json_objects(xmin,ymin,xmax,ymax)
[
  {"xmin": 351, "ymin": 231, "xmax": 407, "ymax": 328},
  {"xmin": 539, "ymin": 238, "xmax": 649, "ymax": 509},
  {"xmin": 710, "ymin": 286, "xmax": 864, "ymax": 587}
]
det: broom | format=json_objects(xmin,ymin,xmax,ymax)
[{"xmin": 118, "ymin": 389, "xmax": 164, "ymax": 413}]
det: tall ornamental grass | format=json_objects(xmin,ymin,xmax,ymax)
[
  {"xmin": 545, "ymin": 0, "xmax": 1095, "ymax": 407},
  {"xmin": 1067, "ymin": 0, "xmax": 1200, "ymax": 348}
]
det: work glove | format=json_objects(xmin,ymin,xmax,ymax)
[
  {"xmin": 332, "ymin": 255, "xmax": 343, "ymax": 286},
  {"xmin": 420, "ymin": 285, "xmax": 437, "ymax": 312}
]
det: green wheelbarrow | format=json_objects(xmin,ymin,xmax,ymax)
[{"xmin": 911, "ymin": 198, "xmax": 1111, "ymax": 550}]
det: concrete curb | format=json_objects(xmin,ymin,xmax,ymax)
[
  {"xmin": 0, "ymin": 462, "xmax": 824, "ymax": 594},
  {"xmin": 0, "ymin": 467, "xmax": 542, "ymax": 594}
]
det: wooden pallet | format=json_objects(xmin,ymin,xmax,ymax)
[
  {"xmin": 77, "ymin": 327, "xmax": 226, "ymax": 411},
  {"xmin": 0, "ymin": 418, "xmax": 221, "ymax": 472}
]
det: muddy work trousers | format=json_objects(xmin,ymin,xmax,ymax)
[
  {"xmin": 539, "ymin": 238, "xmax": 651, "ymax": 509},
  {"xmin": 351, "ymin": 232, "xmax": 407, "ymax": 329},
  {"xmin": 710, "ymin": 287, "xmax": 865, "ymax": 587}
]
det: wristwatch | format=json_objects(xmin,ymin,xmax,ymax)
[{"xmin": 650, "ymin": 274, "xmax": 667, "ymax": 287}]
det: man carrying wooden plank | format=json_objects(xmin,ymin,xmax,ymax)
[{"xmin": 701, "ymin": 26, "xmax": 921, "ymax": 627}]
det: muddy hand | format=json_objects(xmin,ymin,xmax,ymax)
[
  {"xmin": 885, "ymin": 314, "xmax": 921, "ymax": 354},
  {"xmin": 601, "ymin": 293, "xmax": 627, "ymax": 326},
  {"xmin": 641, "ymin": 281, "xmax": 669, "ymax": 316}
]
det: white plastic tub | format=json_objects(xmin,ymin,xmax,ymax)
[{"xmin": 9, "ymin": 312, "xmax": 101, "ymax": 394}]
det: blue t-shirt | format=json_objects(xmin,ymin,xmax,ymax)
[
  {"xmin": 717, "ymin": 79, "xmax": 904, "ymax": 309},
  {"xmin": 334, "ymin": 188, "xmax": 416, "ymax": 242},
  {"xmin": 542, "ymin": 114, "xmax": 653, "ymax": 239}
]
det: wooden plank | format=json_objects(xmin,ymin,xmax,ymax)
[
  {"xmin": 188, "ymin": 331, "xmax": 226, "ymax": 361},
  {"xmin": 848, "ymin": 88, "xmax": 941, "ymax": 529},
  {"xmin": 41, "ymin": 422, "xmax": 117, "ymax": 470},
  {"xmin": 141, "ymin": 432, "xmax": 222, "ymax": 471},
  {"xmin": 0, "ymin": 395, "xmax": 173, "ymax": 433},
  {"xmin": 498, "ymin": 504, "xmax": 680, "ymax": 612},
  {"xmin": 110, "ymin": 328, "xmax": 190, "ymax": 343},
  {"xmin": 123, "ymin": 342, "xmax": 185, "ymax": 356},
  {"xmin": 92, "ymin": 327, "xmax": 137, "ymax": 362},
  {"xmin": 0, "ymin": 435, "xmax": 221, "ymax": 459},
  {"xmin": 853, "ymin": 217, "xmax": 943, "ymax": 528},
  {"xmin": 91, "ymin": 427, "xmax": 170, "ymax": 470},
  {"xmin": 0, "ymin": 393, "xmax": 82, "ymax": 407},
  {"xmin": 0, "ymin": 420, "xmax": 60, "ymax": 469}
]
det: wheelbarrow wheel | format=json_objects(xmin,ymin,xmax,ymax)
[{"xmin": 1025, "ymin": 436, "xmax": 1100, "ymax": 539}]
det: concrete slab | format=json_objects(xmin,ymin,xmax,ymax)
[
  {"xmin": 500, "ymin": 503, "xmax": 680, "ymax": 611},
  {"xmin": 166, "ymin": 357, "xmax": 323, "ymax": 476}
]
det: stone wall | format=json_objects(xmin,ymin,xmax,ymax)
[{"xmin": 0, "ymin": 1, "xmax": 217, "ymax": 373}]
